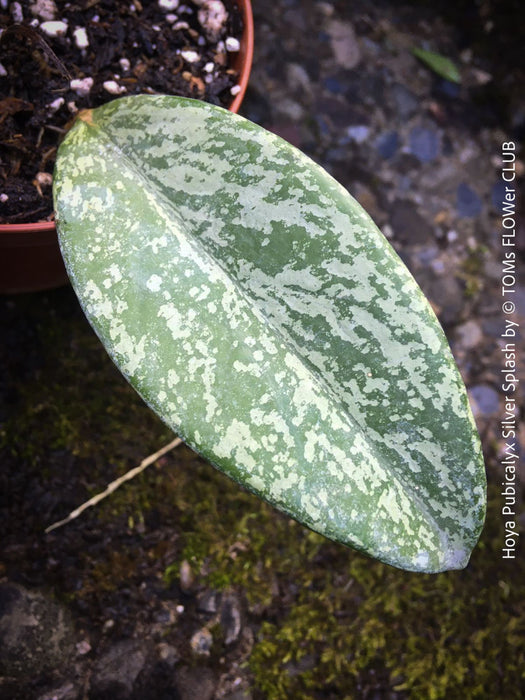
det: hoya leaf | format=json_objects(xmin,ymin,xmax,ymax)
[
  {"xmin": 412, "ymin": 47, "xmax": 461, "ymax": 84},
  {"xmin": 53, "ymin": 96, "xmax": 485, "ymax": 573}
]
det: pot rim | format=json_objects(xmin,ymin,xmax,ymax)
[
  {"xmin": 228, "ymin": 0, "xmax": 254, "ymax": 115},
  {"xmin": 0, "ymin": 0, "xmax": 254, "ymax": 234}
]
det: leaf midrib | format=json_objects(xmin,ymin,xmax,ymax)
[{"xmin": 76, "ymin": 111, "xmax": 449, "ymax": 548}]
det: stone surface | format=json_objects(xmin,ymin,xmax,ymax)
[
  {"xmin": 286, "ymin": 63, "xmax": 312, "ymax": 97},
  {"xmin": 89, "ymin": 639, "xmax": 151, "ymax": 698},
  {"xmin": 345, "ymin": 125, "xmax": 370, "ymax": 143},
  {"xmin": 326, "ymin": 20, "xmax": 361, "ymax": 69},
  {"xmin": 197, "ymin": 589, "xmax": 221, "ymax": 614},
  {"xmin": 408, "ymin": 126, "xmax": 441, "ymax": 163},
  {"xmin": 190, "ymin": 627, "xmax": 214, "ymax": 655},
  {"xmin": 376, "ymin": 130, "xmax": 399, "ymax": 159},
  {"xmin": 457, "ymin": 182, "xmax": 483, "ymax": 217},
  {"xmin": 36, "ymin": 682, "xmax": 80, "ymax": 700},
  {"xmin": 220, "ymin": 592, "xmax": 242, "ymax": 645},
  {"xmin": 157, "ymin": 642, "xmax": 180, "ymax": 668},
  {"xmin": 223, "ymin": 690, "xmax": 253, "ymax": 700},
  {"xmin": 389, "ymin": 200, "xmax": 435, "ymax": 245},
  {"xmin": 422, "ymin": 274, "xmax": 467, "ymax": 327},
  {"xmin": 179, "ymin": 559, "xmax": 195, "ymax": 593},
  {"xmin": 174, "ymin": 666, "xmax": 216, "ymax": 700},
  {"xmin": 455, "ymin": 320, "xmax": 483, "ymax": 350},
  {"xmin": 491, "ymin": 179, "xmax": 508, "ymax": 212},
  {"xmin": 469, "ymin": 385, "xmax": 500, "ymax": 417},
  {"xmin": 390, "ymin": 83, "xmax": 419, "ymax": 119},
  {"xmin": 0, "ymin": 583, "xmax": 75, "ymax": 678}
]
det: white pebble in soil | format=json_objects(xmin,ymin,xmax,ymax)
[
  {"xmin": 103, "ymin": 80, "xmax": 126, "ymax": 95},
  {"xmin": 29, "ymin": 0, "xmax": 57, "ymax": 22},
  {"xmin": 40, "ymin": 20, "xmax": 68, "ymax": 37},
  {"xmin": 180, "ymin": 49, "xmax": 200, "ymax": 63},
  {"xmin": 10, "ymin": 2, "xmax": 24, "ymax": 22},
  {"xmin": 47, "ymin": 97, "xmax": 64, "ymax": 113},
  {"xmin": 225, "ymin": 36, "xmax": 240, "ymax": 52},
  {"xmin": 230, "ymin": 84, "xmax": 241, "ymax": 95},
  {"xmin": 70, "ymin": 77, "xmax": 93, "ymax": 97},
  {"xmin": 0, "ymin": 194, "xmax": 9, "ymax": 203},
  {"xmin": 119, "ymin": 57, "xmax": 131, "ymax": 72},
  {"xmin": 0, "ymin": 63, "xmax": 7, "ymax": 77},
  {"xmin": 76, "ymin": 640, "xmax": 92, "ymax": 656},
  {"xmin": 198, "ymin": 0, "xmax": 228, "ymax": 43},
  {"xmin": 35, "ymin": 172, "xmax": 53, "ymax": 187},
  {"xmin": 158, "ymin": 0, "xmax": 179, "ymax": 10},
  {"xmin": 73, "ymin": 27, "xmax": 89, "ymax": 49}
]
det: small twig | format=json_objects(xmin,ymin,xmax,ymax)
[
  {"xmin": 44, "ymin": 124, "xmax": 68, "ymax": 135},
  {"xmin": 45, "ymin": 437, "xmax": 183, "ymax": 534},
  {"xmin": 1, "ymin": 24, "xmax": 72, "ymax": 81},
  {"xmin": 1, "ymin": 205, "xmax": 50, "ymax": 222}
]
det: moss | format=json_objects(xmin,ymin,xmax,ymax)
[
  {"xmin": 83, "ymin": 548, "xmax": 139, "ymax": 595},
  {"xmin": 158, "ymin": 454, "xmax": 525, "ymax": 698},
  {"xmin": 159, "ymin": 449, "xmax": 524, "ymax": 699},
  {"xmin": 3, "ymin": 289, "xmax": 524, "ymax": 698},
  {"xmin": 248, "ymin": 483, "xmax": 525, "ymax": 699},
  {"xmin": 459, "ymin": 245, "xmax": 490, "ymax": 299},
  {"xmin": 2, "ymin": 288, "xmax": 172, "ymax": 496}
]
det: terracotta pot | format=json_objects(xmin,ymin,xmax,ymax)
[
  {"xmin": 229, "ymin": 0, "xmax": 254, "ymax": 115},
  {"xmin": 0, "ymin": 0, "xmax": 254, "ymax": 294}
]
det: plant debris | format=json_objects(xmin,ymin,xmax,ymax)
[{"xmin": 0, "ymin": 0, "xmax": 243, "ymax": 224}]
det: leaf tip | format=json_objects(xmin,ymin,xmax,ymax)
[{"xmin": 441, "ymin": 547, "xmax": 471, "ymax": 572}]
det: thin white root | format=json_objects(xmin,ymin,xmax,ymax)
[{"xmin": 45, "ymin": 437, "xmax": 183, "ymax": 534}]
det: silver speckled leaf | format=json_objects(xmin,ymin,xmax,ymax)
[{"xmin": 54, "ymin": 95, "xmax": 486, "ymax": 573}]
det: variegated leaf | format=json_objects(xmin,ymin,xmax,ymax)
[{"xmin": 53, "ymin": 95, "xmax": 485, "ymax": 573}]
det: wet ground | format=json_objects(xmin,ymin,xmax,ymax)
[{"xmin": 1, "ymin": 1, "xmax": 524, "ymax": 698}]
